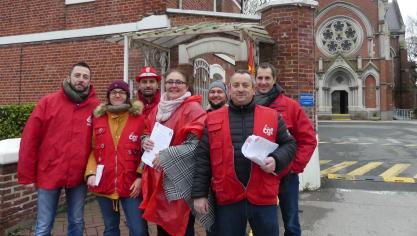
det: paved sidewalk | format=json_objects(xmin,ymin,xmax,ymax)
[
  {"xmin": 12, "ymin": 200, "xmax": 206, "ymax": 236},
  {"xmin": 13, "ymin": 181, "xmax": 417, "ymax": 236}
]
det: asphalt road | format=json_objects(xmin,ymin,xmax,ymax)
[
  {"xmin": 293, "ymin": 121, "xmax": 417, "ymax": 236},
  {"xmin": 317, "ymin": 121, "xmax": 417, "ymax": 183}
]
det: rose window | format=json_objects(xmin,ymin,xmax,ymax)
[{"xmin": 317, "ymin": 18, "xmax": 363, "ymax": 56}]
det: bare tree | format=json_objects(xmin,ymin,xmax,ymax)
[
  {"xmin": 406, "ymin": 16, "xmax": 417, "ymax": 62},
  {"xmin": 405, "ymin": 16, "xmax": 417, "ymax": 86}
]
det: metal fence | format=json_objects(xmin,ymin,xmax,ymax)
[{"xmin": 393, "ymin": 108, "xmax": 414, "ymax": 120}]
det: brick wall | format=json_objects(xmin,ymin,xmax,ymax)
[
  {"xmin": 169, "ymin": 13, "xmax": 253, "ymax": 26},
  {"xmin": 0, "ymin": 0, "xmax": 165, "ymax": 36},
  {"xmin": 182, "ymin": 0, "xmax": 214, "ymax": 11},
  {"xmin": 220, "ymin": 0, "xmax": 241, "ymax": 13},
  {"xmin": 0, "ymin": 38, "xmax": 127, "ymax": 105},
  {"xmin": 318, "ymin": 0, "xmax": 379, "ymax": 33},
  {"xmin": 261, "ymin": 4, "xmax": 316, "ymax": 124},
  {"xmin": 0, "ymin": 163, "xmax": 37, "ymax": 236}
]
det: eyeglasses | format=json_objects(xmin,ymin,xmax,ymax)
[
  {"xmin": 165, "ymin": 80, "xmax": 186, "ymax": 86},
  {"xmin": 110, "ymin": 90, "xmax": 127, "ymax": 96}
]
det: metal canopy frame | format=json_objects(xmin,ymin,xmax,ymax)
[{"xmin": 107, "ymin": 22, "xmax": 275, "ymax": 50}]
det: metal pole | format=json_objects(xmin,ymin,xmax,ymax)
[{"xmin": 123, "ymin": 35, "xmax": 129, "ymax": 83}]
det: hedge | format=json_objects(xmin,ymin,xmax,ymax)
[{"xmin": 0, "ymin": 104, "xmax": 35, "ymax": 140}]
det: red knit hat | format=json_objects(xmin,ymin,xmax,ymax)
[{"xmin": 135, "ymin": 66, "xmax": 161, "ymax": 82}]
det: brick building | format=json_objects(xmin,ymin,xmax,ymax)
[
  {"xmin": 0, "ymin": 0, "xmax": 319, "ymax": 234},
  {"xmin": 315, "ymin": 0, "xmax": 415, "ymax": 120}
]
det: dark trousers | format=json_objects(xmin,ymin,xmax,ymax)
[
  {"xmin": 156, "ymin": 213, "xmax": 195, "ymax": 236},
  {"xmin": 215, "ymin": 200, "xmax": 279, "ymax": 236},
  {"xmin": 279, "ymin": 173, "xmax": 301, "ymax": 236}
]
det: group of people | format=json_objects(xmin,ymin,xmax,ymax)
[{"xmin": 17, "ymin": 61, "xmax": 317, "ymax": 236}]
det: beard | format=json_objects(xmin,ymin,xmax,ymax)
[
  {"xmin": 69, "ymin": 82, "xmax": 88, "ymax": 93},
  {"xmin": 209, "ymin": 100, "xmax": 226, "ymax": 110}
]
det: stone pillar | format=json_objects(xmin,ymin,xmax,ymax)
[{"xmin": 259, "ymin": 0, "xmax": 320, "ymax": 190}]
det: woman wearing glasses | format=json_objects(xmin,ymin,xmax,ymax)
[
  {"xmin": 141, "ymin": 69, "xmax": 207, "ymax": 236},
  {"xmin": 85, "ymin": 80, "xmax": 148, "ymax": 236}
]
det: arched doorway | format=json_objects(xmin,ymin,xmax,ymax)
[
  {"xmin": 331, "ymin": 90, "xmax": 348, "ymax": 114},
  {"xmin": 319, "ymin": 65, "xmax": 359, "ymax": 115}
]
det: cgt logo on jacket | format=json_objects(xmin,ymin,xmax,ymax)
[
  {"xmin": 129, "ymin": 132, "xmax": 139, "ymax": 142},
  {"xmin": 263, "ymin": 124, "xmax": 274, "ymax": 136},
  {"xmin": 87, "ymin": 115, "xmax": 92, "ymax": 126}
]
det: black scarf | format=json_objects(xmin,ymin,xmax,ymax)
[
  {"xmin": 63, "ymin": 80, "xmax": 90, "ymax": 103},
  {"xmin": 254, "ymin": 84, "xmax": 283, "ymax": 106}
]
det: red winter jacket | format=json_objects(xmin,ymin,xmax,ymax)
[
  {"xmin": 140, "ymin": 95, "xmax": 206, "ymax": 236},
  {"xmin": 18, "ymin": 87, "xmax": 100, "ymax": 189},
  {"xmin": 208, "ymin": 105, "xmax": 280, "ymax": 205},
  {"xmin": 269, "ymin": 93, "xmax": 317, "ymax": 174},
  {"xmin": 88, "ymin": 109, "xmax": 144, "ymax": 197}
]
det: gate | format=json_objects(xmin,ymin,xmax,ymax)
[{"xmin": 193, "ymin": 58, "xmax": 211, "ymax": 108}]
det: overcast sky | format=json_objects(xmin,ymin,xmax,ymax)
[{"xmin": 395, "ymin": 0, "xmax": 417, "ymax": 24}]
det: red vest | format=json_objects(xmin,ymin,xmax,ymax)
[
  {"xmin": 207, "ymin": 105, "xmax": 280, "ymax": 205},
  {"xmin": 89, "ymin": 114, "xmax": 144, "ymax": 197}
]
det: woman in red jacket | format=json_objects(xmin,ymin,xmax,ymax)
[
  {"xmin": 141, "ymin": 69, "xmax": 206, "ymax": 236},
  {"xmin": 85, "ymin": 80, "xmax": 148, "ymax": 236}
]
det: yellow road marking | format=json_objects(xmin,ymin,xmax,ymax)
[
  {"xmin": 320, "ymin": 160, "xmax": 331, "ymax": 165},
  {"xmin": 379, "ymin": 164, "xmax": 410, "ymax": 178},
  {"xmin": 383, "ymin": 176, "xmax": 415, "ymax": 183},
  {"xmin": 404, "ymin": 144, "xmax": 417, "ymax": 147},
  {"xmin": 382, "ymin": 143, "xmax": 395, "ymax": 146},
  {"xmin": 321, "ymin": 161, "xmax": 357, "ymax": 175},
  {"xmin": 357, "ymin": 143, "xmax": 373, "ymax": 145},
  {"xmin": 327, "ymin": 173, "xmax": 356, "ymax": 180},
  {"xmin": 347, "ymin": 162, "xmax": 383, "ymax": 176}
]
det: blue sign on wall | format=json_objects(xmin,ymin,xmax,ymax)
[{"xmin": 299, "ymin": 93, "xmax": 314, "ymax": 107}]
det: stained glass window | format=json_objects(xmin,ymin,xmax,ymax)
[{"xmin": 317, "ymin": 18, "xmax": 362, "ymax": 56}]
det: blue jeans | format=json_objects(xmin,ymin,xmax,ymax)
[
  {"xmin": 96, "ymin": 196, "xmax": 148, "ymax": 236},
  {"xmin": 216, "ymin": 200, "xmax": 279, "ymax": 236},
  {"xmin": 35, "ymin": 183, "xmax": 86, "ymax": 236},
  {"xmin": 279, "ymin": 173, "xmax": 301, "ymax": 236}
]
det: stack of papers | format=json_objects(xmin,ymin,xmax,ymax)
[
  {"xmin": 241, "ymin": 135, "xmax": 279, "ymax": 167},
  {"xmin": 141, "ymin": 122, "xmax": 174, "ymax": 167}
]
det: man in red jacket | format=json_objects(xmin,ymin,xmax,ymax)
[
  {"xmin": 255, "ymin": 62, "xmax": 317, "ymax": 236},
  {"xmin": 18, "ymin": 61, "xmax": 100, "ymax": 236},
  {"xmin": 192, "ymin": 70, "xmax": 296, "ymax": 236},
  {"xmin": 135, "ymin": 66, "xmax": 161, "ymax": 118}
]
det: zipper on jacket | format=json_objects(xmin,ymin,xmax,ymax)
[
  {"xmin": 235, "ymin": 113, "xmax": 250, "ymax": 194},
  {"xmin": 114, "ymin": 145, "xmax": 118, "ymax": 193}
]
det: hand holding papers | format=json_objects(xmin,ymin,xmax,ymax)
[
  {"xmin": 94, "ymin": 164, "xmax": 104, "ymax": 186},
  {"xmin": 241, "ymin": 135, "xmax": 279, "ymax": 167},
  {"xmin": 141, "ymin": 122, "xmax": 174, "ymax": 168}
]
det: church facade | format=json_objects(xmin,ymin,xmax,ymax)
[{"xmin": 315, "ymin": 0, "xmax": 414, "ymax": 120}]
